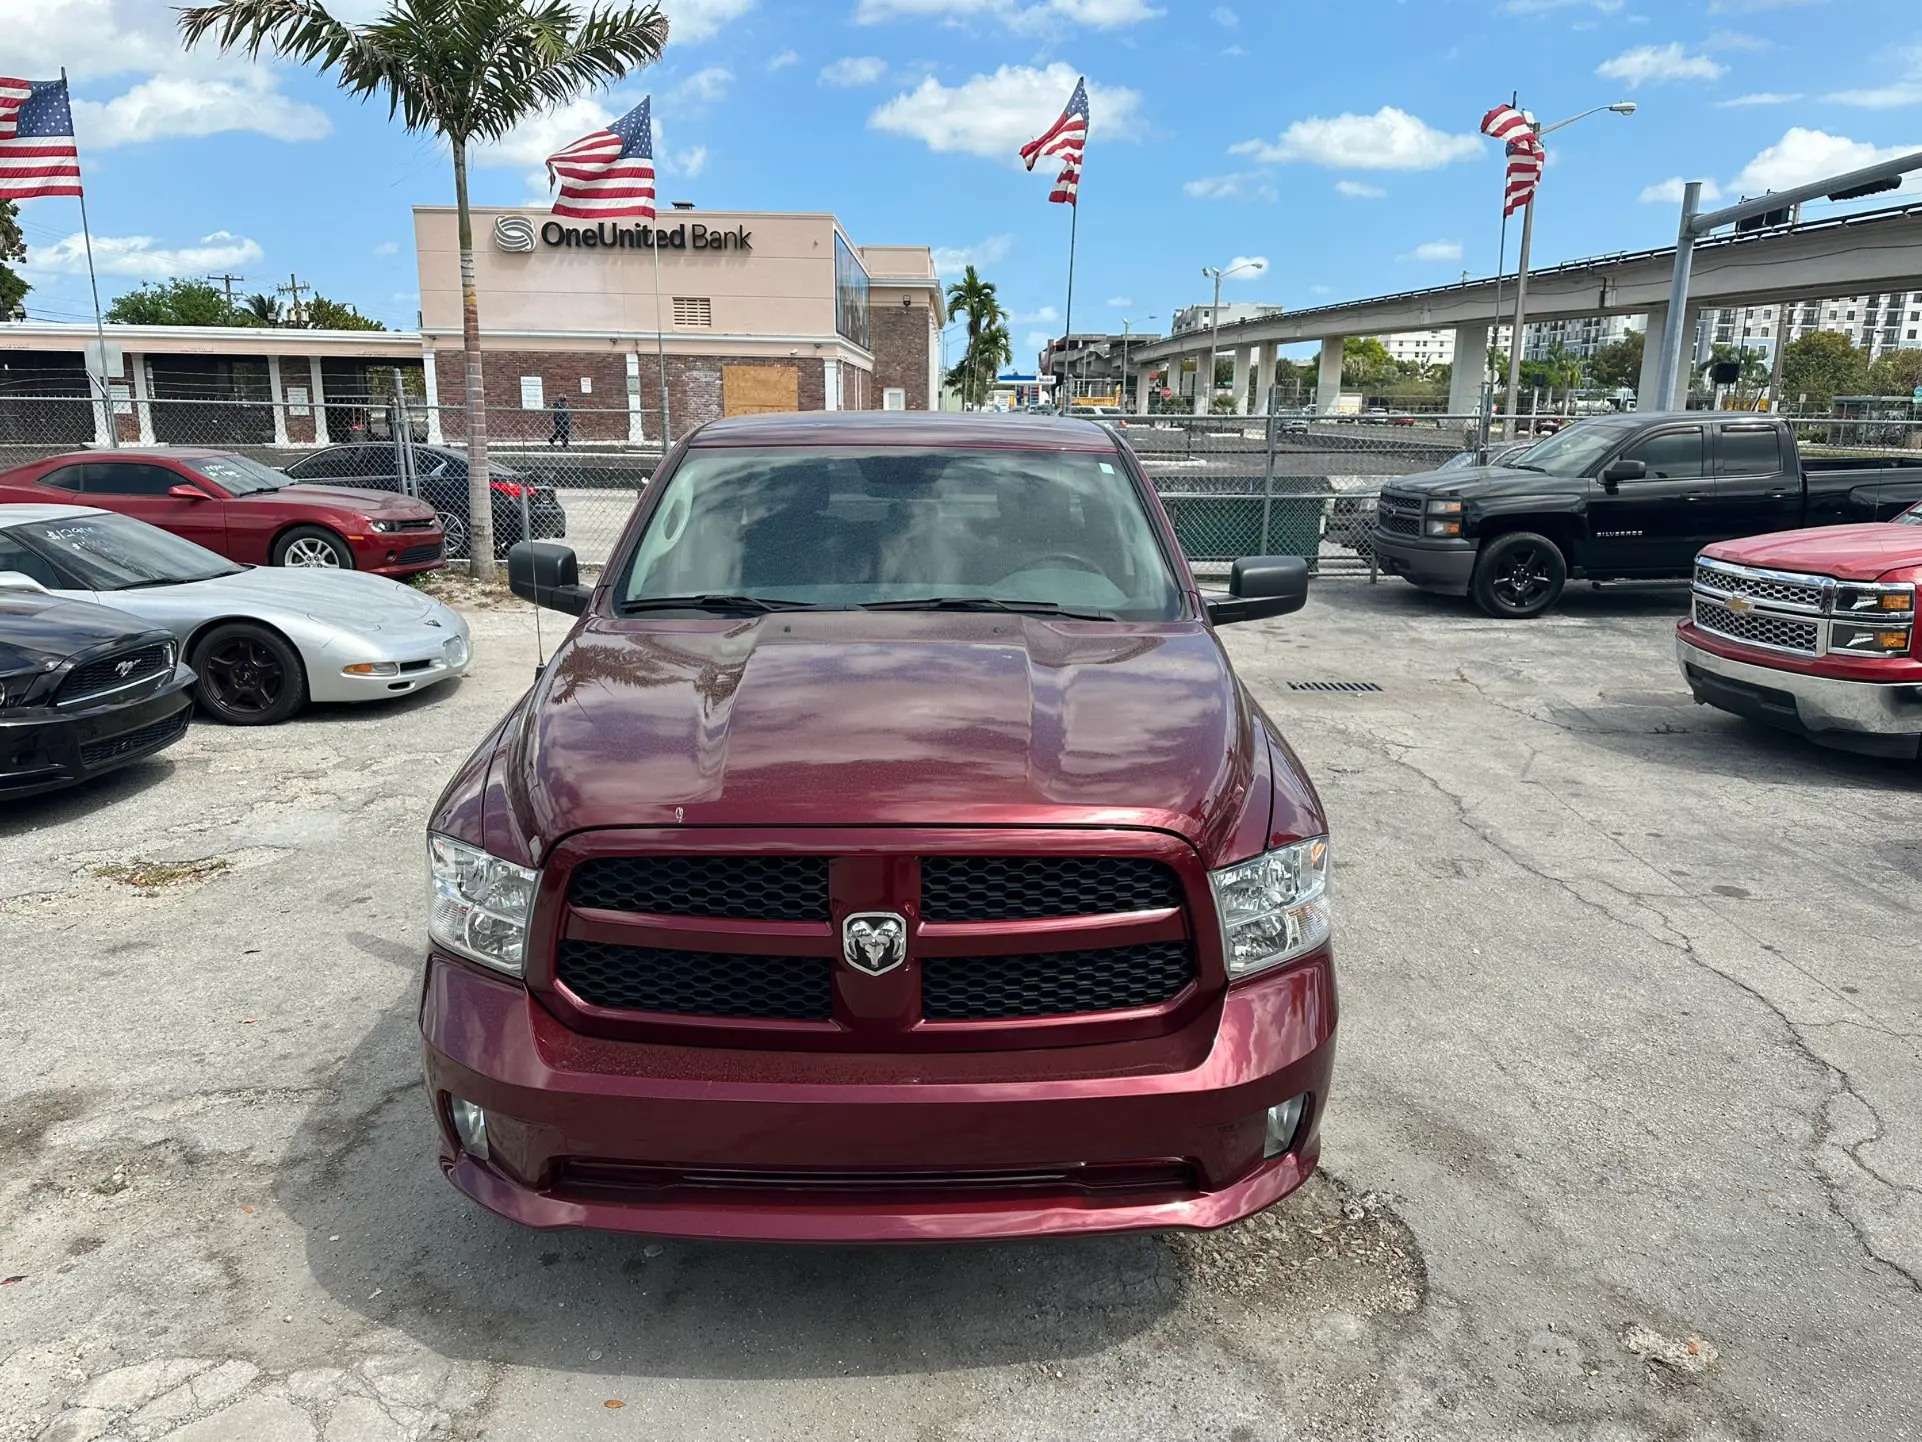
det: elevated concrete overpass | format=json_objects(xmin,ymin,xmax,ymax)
[{"xmin": 1131, "ymin": 201, "xmax": 1922, "ymax": 415}]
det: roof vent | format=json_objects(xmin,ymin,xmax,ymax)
[{"xmin": 671, "ymin": 200, "xmax": 696, "ymax": 210}]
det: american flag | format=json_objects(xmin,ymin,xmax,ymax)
[
  {"xmin": 0, "ymin": 76, "xmax": 83, "ymax": 201},
  {"xmin": 546, "ymin": 97, "xmax": 655, "ymax": 220},
  {"xmin": 1481, "ymin": 103, "xmax": 1542, "ymax": 218},
  {"xmin": 1020, "ymin": 77, "xmax": 1088, "ymax": 207}
]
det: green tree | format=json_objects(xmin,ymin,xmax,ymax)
[
  {"xmin": 1588, "ymin": 330, "xmax": 1644, "ymax": 392},
  {"xmin": 0, "ymin": 199, "xmax": 28, "ymax": 321},
  {"xmin": 1866, "ymin": 347, "xmax": 1922, "ymax": 397},
  {"xmin": 943, "ymin": 265, "xmax": 1007, "ymax": 408},
  {"xmin": 105, "ymin": 278, "xmax": 264, "ymax": 326},
  {"xmin": 1780, "ymin": 331, "xmax": 1869, "ymax": 414},
  {"xmin": 305, "ymin": 294, "xmax": 386, "ymax": 330},
  {"xmin": 1340, "ymin": 336, "xmax": 1394, "ymax": 389},
  {"xmin": 180, "ymin": 0, "xmax": 669, "ymax": 580},
  {"xmin": 244, "ymin": 292, "xmax": 282, "ymax": 325}
]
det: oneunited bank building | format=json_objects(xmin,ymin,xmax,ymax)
[{"xmin": 414, "ymin": 205, "xmax": 941, "ymax": 442}]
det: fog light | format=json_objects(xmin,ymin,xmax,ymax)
[
  {"xmin": 448, "ymin": 1096, "xmax": 490, "ymax": 1161},
  {"xmin": 1263, "ymin": 1094, "xmax": 1307, "ymax": 1159}
]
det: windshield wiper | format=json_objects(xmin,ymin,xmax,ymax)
[
  {"xmin": 860, "ymin": 596, "xmax": 1120, "ymax": 621},
  {"xmin": 1507, "ymin": 463, "xmax": 1548, "ymax": 473},
  {"xmin": 617, "ymin": 593, "xmax": 826, "ymax": 615}
]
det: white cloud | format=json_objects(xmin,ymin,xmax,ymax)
[
  {"xmin": 1826, "ymin": 46, "xmax": 1922, "ymax": 108},
  {"xmin": 677, "ymin": 146, "xmax": 709, "ymax": 179},
  {"xmin": 1212, "ymin": 5, "xmax": 1238, "ymax": 24},
  {"xmin": 26, "ymin": 229, "xmax": 264, "ymax": 279},
  {"xmin": 766, "ymin": 50, "xmax": 801, "ymax": 72},
  {"xmin": 658, "ymin": 0, "xmax": 757, "ymax": 43},
  {"xmin": 72, "ymin": 73, "xmax": 330, "ymax": 147},
  {"xmin": 1705, "ymin": 29, "xmax": 1771, "ymax": 50},
  {"xmin": 870, "ymin": 65, "xmax": 1144, "ymax": 163},
  {"xmin": 1222, "ymin": 255, "xmax": 1268, "ymax": 279},
  {"xmin": 671, "ymin": 66, "xmax": 734, "ymax": 106},
  {"xmin": 1308, "ymin": 284, "xmax": 1333, "ymax": 295},
  {"xmin": 1717, "ymin": 92, "xmax": 1802, "ymax": 107},
  {"xmin": 1639, "ymin": 176, "xmax": 1724, "ymax": 204},
  {"xmin": 1026, "ymin": 331, "xmax": 1054, "ymax": 356},
  {"xmin": 856, "ymin": 0, "xmax": 1161, "ymax": 28},
  {"xmin": 1335, "ymin": 179, "xmax": 1386, "ymax": 198},
  {"xmin": 1708, "ymin": 0, "xmax": 1827, "ymax": 11},
  {"xmin": 1183, "ymin": 171, "xmax": 1274, "ymax": 201},
  {"xmin": 373, "ymin": 241, "xmax": 400, "ymax": 256},
  {"xmin": 1012, "ymin": 306, "xmax": 1059, "ymax": 323},
  {"xmin": 1732, "ymin": 127, "xmax": 1922, "ymax": 195},
  {"xmin": 821, "ymin": 57, "xmax": 889, "ymax": 87},
  {"xmin": 932, "ymin": 233, "xmax": 1013, "ymax": 276},
  {"xmin": 1502, "ymin": 0, "xmax": 1624, "ymax": 11},
  {"xmin": 1230, "ymin": 107, "xmax": 1482, "ymax": 170},
  {"xmin": 1400, "ymin": 240, "xmax": 1462, "ymax": 263},
  {"xmin": 1106, "ymin": 296, "xmax": 1133, "ymax": 307},
  {"xmin": 478, "ymin": 96, "xmax": 625, "ymax": 171},
  {"xmin": 1596, "ymin": 43, "xmax": 1728, "ymax": 87}
]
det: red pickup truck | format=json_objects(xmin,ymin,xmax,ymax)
[
  {"xmin": 1678, "ymin": 506, "xmax": 1922, "ymax": 759},
  {"xmin": 422, "ymin": 412, "xmax": 1335, "ymax": 1242}
]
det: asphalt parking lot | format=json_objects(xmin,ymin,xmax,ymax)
[{"xmin": 2, "ymin": 578, "xmax": 1918, "ymax": 1442}]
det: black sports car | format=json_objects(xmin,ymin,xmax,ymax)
[
  {"xmin": 281, "ymin": 443, "xmax": 567, "ymax": 559},
  {"xmin": 0, "ymin": 584, "xmax": 196, "ymax": 799}
]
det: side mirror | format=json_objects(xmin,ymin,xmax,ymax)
[
  {"xmin": 0, "ymin": 570, "xmax": 48, "ymax": 593},
  {"xmin": 508, "ymin": 541, "xmax": 591, "ymax": 616},
  {"xmin": 167, "ymin": 484, "xmax": 210, "ymax": 501},
  {"xmin": 1206, "ymin": 555, "xmax": 1309, "ymax": 627},
  {"xmin": 1601, "ymin": 458, "xmax": 1647, "ymax": 491}
]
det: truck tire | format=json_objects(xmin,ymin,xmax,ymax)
[{"xmin": 1471, "ymin": 531, "xmax": 1568, "ymax": 619}]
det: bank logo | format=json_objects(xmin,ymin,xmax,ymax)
[
  {"xmin": 493, "ymin": 215, "xmax": 536, "ymax": 253},
  {"xmin": 842, "ymin": 913, "xmax": 908, "ymax": 977}
]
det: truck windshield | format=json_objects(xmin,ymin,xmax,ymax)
[
  {"xmin": 620, "ymin": 446, "xmax": 1183, "ymax": 620},
  {"xmin": 1507, "ymin": 420, "xmax": 1639, "ymax": 477}
]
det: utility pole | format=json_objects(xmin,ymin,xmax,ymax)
[
  {"xmin": 207, "ymin": 272, "xmax": 246, "ymax": 309},
  {"xmin": 276, "ymin": 273, "xmax": 313, "ymax": 328}
]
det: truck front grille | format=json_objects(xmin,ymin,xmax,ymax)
[
  {"xmin": 558, "ymin": 940, "xmax": 833, "ymax": 1020},
  {"xmin": 1693, "ymin": 598, "xmax": 1820, "ymax": 655},
  {"xmin": 1694, "ymin": 562, "xmax": 1824, "ymax": 611},
  {"xmin": 921, "ymin": 857, "xmax": 1180, "ymax": 921},
  {"xmin": 922, "ymin": 941, "xmax": 1197, "ymax": 1020},
  {"xmin": 1376, "ymin": 496, "xmax": 1422, "ymax": 535},
  {"xmin": 570, "ymin": 855, "xmax": 831, "ymax": 921}
]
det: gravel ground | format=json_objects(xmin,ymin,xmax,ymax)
[{"xmin": 1, "ymin": 579, "xmax": 1917, "ymax": 1442}]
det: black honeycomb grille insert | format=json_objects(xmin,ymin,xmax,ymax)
[
  {"xmin": 921, "ymin": 940, "xmax": 1196, "ymax": 1020},
  {"xmin": 58, "ymin": 642, "xmax": 173, "ymax": 706},
  {"xmin": 557, "ymin": 940, "xmax": 832, "ymax": 1020},
  {"xmin": 569, "ymin": 855, "xmax": 830, "ymax": 921},
  {"xmin": 920, "ymin": 856, "xmax": 1182, "ymax": 922}
]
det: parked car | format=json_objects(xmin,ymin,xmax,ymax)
[
  {"xmin": 1274, "ymin": 409, "xmax": 1311, "ymax": 435},
  {"xmin": 0, "ymin": 506, "xmax": 470, "ymax": 725},
  {"xmin": 1436, "ymin": 441, "xmax": 1535, "ymax": 472},
  {"xmin": 0, "ymin": 583, "xmax": 196, "ymax": 799},
  {"xmin": 423, "ymin": 411, "xmax": 1330, "ymax": 1243},
  {"xmin": 1677, "ymin": 507, "xmax": 1922, "ymax": 758},
  {"xmin": 282, "ymin": 443, "xmax": 567, "ymax": 559},
  {"xmin": 1371, "ymin": 413, "xmax": 1922, "ymax": 617},
  {"xmin": 0, "ymin": 449, "xmax": 444, "ymax": 577}
]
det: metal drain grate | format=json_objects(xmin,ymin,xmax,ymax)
[{"xmin": 1287, "ymin": 681, "xmax": 1384, "ymax": 694}]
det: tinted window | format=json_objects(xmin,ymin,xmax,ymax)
[
  {"xmin": 1620, "ymin": 428, "xmax": 1704, "ymax": 480},
  {"xmin": 285, "ymin": 450, "xmax": 349, "ymax": 480},
  {"xmin": 188, "ymin": 455, "xmax": 287, "ymax": 495},
  {"xmin": 84, "ymin": 463, "xmax": 187, "ymax": 496},
  {"xmin": 620, "ymin": 446, "xmax": 1181, "ymax": 621},
  {"xmin": 36, "ymin": 466, "xmax": 84, "ymax": 492},
  {"xmin": 11, "ymin": 512, "xmax": 241, "ymax": 590},
  {"xmin": 1718, "ymin": 427, "xmax": 1784, "ymax": 476},
  {"xmin": 0, "ymin": 533, "xmax": 63, "ymax": 587}
]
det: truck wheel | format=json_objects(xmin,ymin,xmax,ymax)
[{"xmin": 1471, "ymin": 532, "xmax": 1567, "ymax": 618}]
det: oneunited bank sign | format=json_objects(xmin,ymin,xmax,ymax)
[{"xmin": 493, "ymin": 214, "xmax": 751, "ymax": 254}]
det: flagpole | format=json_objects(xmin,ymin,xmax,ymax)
[
  {"xmin": 63, "ymin": 68, "xmax": 117, "ymax": 450},
  {"xmin": 1059, "ymin": 202, "xmax": 1079, "ymax": 412}
]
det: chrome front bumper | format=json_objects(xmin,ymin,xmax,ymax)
[{"xmin": 1677, "ymin": 634, "xmax": 1922, "ymax": 739}]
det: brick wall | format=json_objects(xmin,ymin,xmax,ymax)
[
  {"xmin": 434, "ymin": 348, "xmax": 632, "ymax": 444},
  {"xmin": 870, "ymin": 302, "xmax": 933, "ymax": 409}
]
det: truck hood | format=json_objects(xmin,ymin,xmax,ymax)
[
  {"xmin": 1702, "ymin": 522, "xmax": 1922, "ymax": 582},
  {"xmin": 505, "ymin": 613, "xmax": 1291, "ymax": 853},
  {"xmin": 1381, "ymin": 465, "xmax": 1550, "ymax": 501}
]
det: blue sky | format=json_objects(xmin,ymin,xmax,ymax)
[{"xmin": 10, "ymin": 0, "xmax": 1922, "ymax": 370}]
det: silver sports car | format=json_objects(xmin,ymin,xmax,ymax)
[{"xmin": 0, "ymin": 504, "xmax": 471, "ymax": 725}]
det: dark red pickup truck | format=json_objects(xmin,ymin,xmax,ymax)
[{"xmin": 422, "ymin": 412, "xmax": 1334, "ymax": 1241}]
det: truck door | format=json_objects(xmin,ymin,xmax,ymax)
[
  {"xmin": 1708, "ymin": 424, "xmax": 1799, "ymax": 541},
  {"xmin": 1586, "ymin": 424, "xmax": 1708, "ymax": 574}
]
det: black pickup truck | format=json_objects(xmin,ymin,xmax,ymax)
[{"xmin": 1370, "ymin": 412, "xmax": 1922, "ymax": 617}]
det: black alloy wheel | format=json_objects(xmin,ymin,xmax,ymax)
[
  {"xmin": 192, "ymin": 623, "xmax": 308, "ymax": 726},
  {"xmin": 1470, "ymin": 531, "xmax": 1568, "ymax": 619}
]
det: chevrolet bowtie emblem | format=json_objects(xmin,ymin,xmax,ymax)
[{"xmin": 1726, "ymin": 594, "xmax": 1755, "ymax": 614}]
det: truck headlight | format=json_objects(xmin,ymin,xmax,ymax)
[
  {"xmin": 1424, "ymin": 499, "xmax": 1463, "ymax": 538},
  {"xmin": 428, "ymin": 834, "xmax": 538, "ymax": 976},
  {"xmin": 1834, "ymin": 583, "xmax": 1914, "ymax": 618},
  {"xmin": 1209, "ymin": 837, "xmax": 1331, "ymax": 979},
  {"xmin": 1830, "ymin": 621, "xmax": 1913, "ymax": 655}
]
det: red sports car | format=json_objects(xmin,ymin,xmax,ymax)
[{"xmin": 0, "ymin": 449, "xmax": 444, "ymax": 576}]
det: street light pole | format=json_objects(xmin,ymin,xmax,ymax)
[
  {"xmin": 1121, "ymin": 314, "xmax": 1156, "ymax": 414},
  {"xmin": 1200, "ymin": 262, "xmax": 1258, "ymax": 417}
]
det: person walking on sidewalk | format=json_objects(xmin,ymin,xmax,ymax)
[{"xmin": 548, "ymin": 394, "xmax": 572, "ymax": 449}]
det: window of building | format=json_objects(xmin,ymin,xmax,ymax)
[
  {"xmin": 833, "ymin": 234, "xmax": 870, "ymax": 351},
  {"xmin": 672, "ymin": 296, "xmax": 713, "ymax": 328},
  {"xmin": 882, "ymin": 387, "xmax": 907, "ymax": 411}
]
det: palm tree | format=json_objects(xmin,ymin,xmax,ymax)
[
  {"xmin": 944, "ymin": 265, "xmax": 1006, "ymax": 408},
  {"xmin": 244, "ymin": 292, "xmax": 282, "ymax": 326},
  {"xmin": 178, "ymin": 0, "xmax": 669, "ymax": 579}
]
